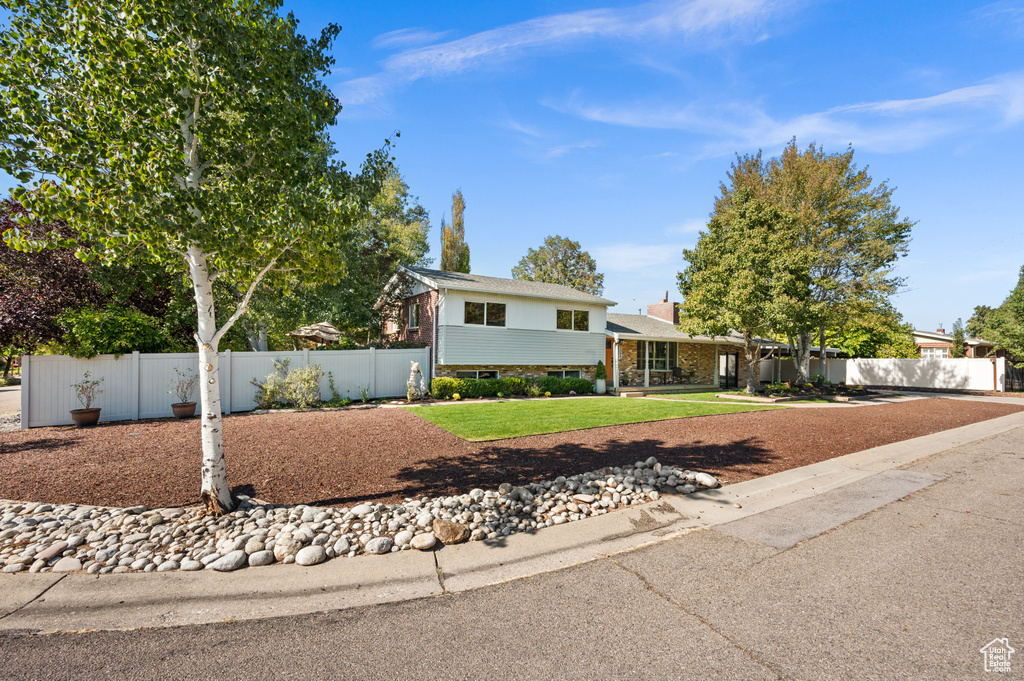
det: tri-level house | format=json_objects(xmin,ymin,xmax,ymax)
[
  {"xmin": 377, "ymin": 266, "xmax": 613, "ymax": 381},
  {"xmin": 378, "ymin": 267, "xmax": 757, "ymax": 392}
]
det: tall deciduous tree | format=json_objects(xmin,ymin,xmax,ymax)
[
  {"xmin": 951, "ymin": 318, "xmax": 966, "ymax": 358},
  {"xmin": 0, "ymin": 200, "xmax": 103, "ymax": 376},
  {"xmin": 440, "ymin": 189, "xmax": 469, "ymax": 273},
  {"xmin": 765, "ymin": 140, "xmax": 914, "ymax": 381},
  {"xmin": 679, "ymin": 158, "xmax": 810, "ymax": 393},
  {"xmin": 511, "ymin": 235, "xmax": 605, "ymax": 296},
  {"xmin": 0, "ymin": 1, "xmax": 387, "ymax": 513},
  {"xmin": 985, "ymin": 266, "xmax": 1024, "ymax": 364},
  {"xmin": 966, "ymin": 305, "xmax": 994, "ymax": 339}
]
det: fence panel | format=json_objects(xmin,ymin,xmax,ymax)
[{"xmin": 22, "ymin": 348, "xmax": 433, "ymax": 428}]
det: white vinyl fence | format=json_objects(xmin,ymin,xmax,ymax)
[
  {"xmin": 20, "ymin": 347, "xmax": 430, "ymax": 429},
  {"xmin": 758, "ymin": 356, "xmax": 1007, "ymax": 392}
]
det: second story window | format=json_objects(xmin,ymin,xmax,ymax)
[
  {"xmin": 557, "ymin": 309, "xmax": 590, "ymax": 331},
  {"xmin": 465, "ymin": 301, "xmax": 506, "ymax": 327}
]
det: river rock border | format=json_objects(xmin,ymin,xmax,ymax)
[{"xmin": 0, "ymin": 458, "xmax": 719, "ymax": 575}]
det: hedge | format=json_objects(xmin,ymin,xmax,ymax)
[{"xmin": 430, "ymin": 375, "xmax": 594, "ymax": 400}]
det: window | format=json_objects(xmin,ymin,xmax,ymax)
[
  {"xmin": 465, "ymin": 301, "xmax": 506, "ymax": 327},
  {"xmin": 455, "ymin": 370, "xmax": 499, "ymax": 379},
  {"xmin": 556, "ymin": 309, "xmax": 590, "ymax": 332},
  {"xmin": 408, "ymin": 302, "xmax": 419, "ymax": 330},
  {"xmin": 921, "ymin": 347, "xmax": 948, "ymax": 359},
  {"xmin": 547, "ymin": 370, "xmax": 581, "ymax": 379},
  {"xmin": 638, "ymin": 341, "xmax": 677, "ymax": 371}
]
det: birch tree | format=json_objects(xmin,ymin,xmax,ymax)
[{"xmin": 0, "ymin": 0, "xmax": 387, "ymax": 513}]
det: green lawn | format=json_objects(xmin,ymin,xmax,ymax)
[
  {"xmin": 646, "ymin": 390, "xmax": 766, "ymax": 403},
  {"xmin": 405, "ymin": 397, "xmax": 782, "ymax": 441}
]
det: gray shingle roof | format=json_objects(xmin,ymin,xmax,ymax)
[
  {"xmin": 402, "ymin": 266, "xmax": 616, "ymax": 306},
  {"xmin": 606, "ymin": 313, "xmax": 747, "ymax": 344}
]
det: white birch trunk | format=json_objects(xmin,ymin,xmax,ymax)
[{"xmin": 187, "ymin": 246, "xmax": 234, "ymax": 515}]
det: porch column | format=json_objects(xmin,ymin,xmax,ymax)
[
  {"xmin": 644, "ymin": 341, "xmax": 650, "ymax": 388},
  {"xmin": 612, "ymin": 337, "xmax": 620, "ymax": 391},
  {"xmin": 713, "ymin": 343, "xmax": 720, "ymax": 387}
]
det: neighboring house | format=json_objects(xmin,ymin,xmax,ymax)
[
  {"xmin": 377, "ymin": 266, "xmax": 614, "ymax": 381},
  {"xmin": 913, "ymin": 326, "xmax": 1000, "ymax": 358}
]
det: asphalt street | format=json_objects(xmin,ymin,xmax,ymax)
[{"xmin": 1, "ymin": 422, "xmax": 1020, "ymax": 680}]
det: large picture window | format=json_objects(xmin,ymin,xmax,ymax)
[
  {"xmin": 638, "ymin": 341, "xmax": 677, "ymax": 371},
  {"xmin": 465, "ymin": 301, "xmax": 506, "ymax": 327},
  {"xmin": 921, "ymin": 347, "xmax": 948, "ymax": 359},
  {"xmin": 556, "ymin": 309, "xmax": 590, "ymax": 332}
]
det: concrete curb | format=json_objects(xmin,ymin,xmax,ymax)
[{"xmin": 2, "ymin": 409, "xmax": 1022, "ymax": 635}]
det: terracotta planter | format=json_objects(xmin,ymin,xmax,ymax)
[
  {"xmin": 70, "ymin": 407, "xmax": 101, "ymax": 428},
  {"xmin": 171, "ymin": 402, "xmax": 197, "ymax": 419}
]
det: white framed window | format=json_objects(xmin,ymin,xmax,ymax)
[
  {"xmin": 921, "ymin": 347, "xmax": 949, "ymax": 359},
  {"xmin": 547, "ymin": 370, "xmax": 581, "ymax": 379},
  {"xmin": 409, "ymin": 302, "xmax": 420, "ymax": 330},
  {"xmin": 455, "ymin": 370, "xmax": 499, "ymax": 379},
  {"xmin": 465, "ymin": 301, "xmax": 506, "ymax": 327},
  {"xmin": 556, "ymin": 309, "xmax": 590, "ymax": 331}
]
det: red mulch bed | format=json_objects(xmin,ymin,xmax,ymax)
[{"xmin": 1, "ymin": 399, "xmax": 1021, "ymax": 509}]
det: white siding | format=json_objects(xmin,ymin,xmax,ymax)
[
  {"xmin": 758, "ymin": 357, "xmax": 1005, "ymax": 392},
  {"xmin": 443, "ymin": 326, "xmax": 604, "ymax": 366},
  {"xmin": 441, "ymin": 290, "xmax": 607, "ymax": 332}
]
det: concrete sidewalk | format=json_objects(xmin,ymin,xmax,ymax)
[{"xmin": 2, "ymin": 409, "xmax": 1021, "ymax": 640}]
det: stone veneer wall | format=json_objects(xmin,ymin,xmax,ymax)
[
  {"xmin": 436, "ymin": 365, "xmax": 597, "ymax": 381},
  {"xmin": 615, "ymin": 340, "xmax": 749, "ymax": 386}
]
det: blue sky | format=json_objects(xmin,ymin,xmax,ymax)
[{"xmin": 6, "ymin": 0, "xmax": 1024, "ymax": 331}]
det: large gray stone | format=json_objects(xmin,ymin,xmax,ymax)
[
  {"xmin": 365, "ymin": 537, "xmax": 394, "ymax": 555},
  {"xmin": 411, "ymin": 533, "xmax": 437, "ymax": 551},
  {"xmin": 248, "ymin": 550, "xmax": 274, "ymax": 567},
  {"xmin": 295, "ymin": 545, "xmax": 327, "ymax": 566},
  {"xmin": 209, "ymin": 550, "xmax": 247, "ymax": 572}
]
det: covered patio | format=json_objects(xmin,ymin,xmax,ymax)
[{"xmin": 605, "ymin": 314, "xmax": 750, "ymax": 394}]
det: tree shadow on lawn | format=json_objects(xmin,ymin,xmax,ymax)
[{"xmin": 315, "ymin": 435, "xmax": 777, "ymax": 507}]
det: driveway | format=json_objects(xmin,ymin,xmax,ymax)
[{"xmin": 0, "ymin": 384, "xmax": 20, "ymax": 415}]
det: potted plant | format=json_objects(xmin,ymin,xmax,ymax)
[
  {"xmin": 70, "ymin": 371, "xmax": 103, "ymax": 427},
  {"xmin": 168, "ymin": 367, "xmax": 199, "ymax": 419},
  {"xmin": 595, "ymin": 360, "xmax": 607, "ymax": 395}
]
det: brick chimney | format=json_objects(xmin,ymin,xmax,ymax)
[
  {"xmin": 936, "ymin": 325, "xmax": 945, "ymax": 334},
  {"xmin": 647, "ymin": 291, "xmax": 679, "ymax": 324}
]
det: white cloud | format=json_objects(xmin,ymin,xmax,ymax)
[
  {"xmin": 545, "ymin": 140, "xmax": 601, "ymax": 158},
  {"xmin": 372, "ymin": 28, "xmax": 454, "ymax": 50},
  {"xmin": 593, "ymin": 242, "xmax": 688, "ymax": 272},
  {"xmin": 664, "ymin": 218, "xmax": 706, "ymax": 235},
  {"xmin": 557, "ymin": 72, "xmax": 1024, "ymax": 154},
  {"xmin": 340, "ymin": 0, "xmax": 793, "ymax": 105}
]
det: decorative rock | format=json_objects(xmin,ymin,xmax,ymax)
[
  {"xmin": 3, "ymin": 563, "xmax": 25, "ymax": 573},
  {"xmin": 52, "ymin": 557, "xmax": 82, "ymax": 573},
  {"xmin": 209, "ymin": 550, "xmax": 248, "ymax": 572},
  {"xmin": 272, "ymin": 535, "xmax": 301, "ymax": 562},
  {"xmin": 432, "ymin": 519, "xmax": 471, "ymax": 545},
  {"xmin": 694, "ymin": 472, "xmax": 718, "ymax": 488},
  {"xmin": 333, "ymin": 538, "xmax": 351, "ymax": 554},
  {"xmin": 295, "ymin": 545, "xmax": 327, "ymax": 566},
  {"xmin": 157, "ymin": 561, "xmax": 179, "ymax": 572},
  {"xmin": 35, "ymin": 541, "xmax": 69, "ymax": 562},
  {"xmin": 394, "ymin": 530, "xmax": 414, "ymax": 547},
  {"xmin": 365, "ymin": 537, "xmax": 394, "ymax": 555},
  {"xmin": 351, "ymin": 504, "xmax": 374, "ymax": 517},
  {"xmin": 248, "ymin": 550, "xmax": 274, "ymax": 567},
  {"xmin": 410, "ymin": 534, "xmax": 437, "ymax": 551},
  {"xmin": 180, "ymin": 559, "xmax": 204, "ymax": 571},
  {"xmin": 572, "ymin": 494, "xmax": 596, "ymax": 504}
]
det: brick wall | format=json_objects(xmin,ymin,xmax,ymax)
[
  {"xmin": 646, "ymin": 302, "xmax": 679, "ymax": 324},
  {"xmin": 614, "ymin": 340, "xmax": 747, "ymax": 386},
  {"xmin": 436, "ymin": 364, "xmax": 597, "ymax": 381}
]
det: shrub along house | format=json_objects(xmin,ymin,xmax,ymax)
[
  {"xmin": 376, "ymin": 266, "xmax": 614, "ymax": 382},
  {"xmin": 605, "ymin": 298, "xmax": 753, "ymax": 392}
]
